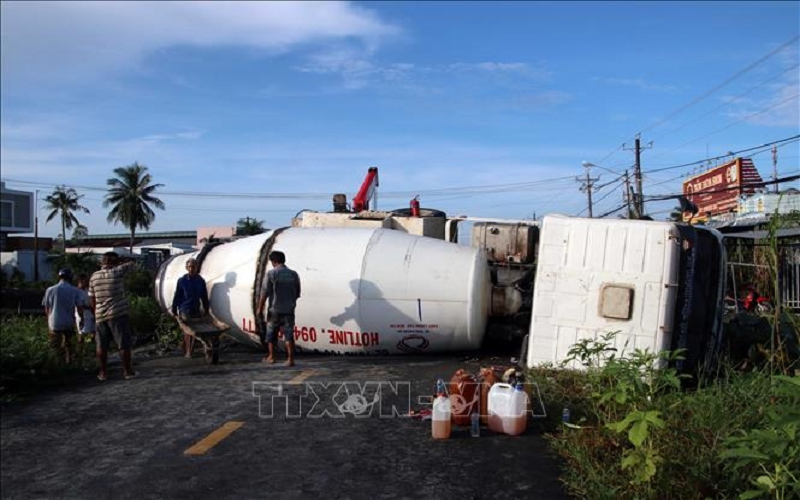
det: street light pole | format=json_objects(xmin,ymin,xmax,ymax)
[{"xmin": 578, "ymin": 162, "xmax": 600, "ymax": 218}]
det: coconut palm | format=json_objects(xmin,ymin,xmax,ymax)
[
  {"xmin": 44, "ymin": 185, "xmax": 90, "ymax": 253},
  {"xmin": 103, "ymin": 162, "xmax": 165, "ymax": 252}
]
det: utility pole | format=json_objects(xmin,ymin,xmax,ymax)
[
  {"xmin": 623, "ymin": 134, "xmax": 652, "ymax": 218},
  {"xmin": 33, "ymin": 190, "xmax": 39, "ymax": 282},
  {"xmin": 772, "ymin": 145, "xmax": 779, "ymax": 193},
  {"xmin": 623, "ymin": 170, "xmax": 632, "ymax": 217},
  {"xmin": 577, "ymin": 170, "xmax": 599, "ymax": 218}
]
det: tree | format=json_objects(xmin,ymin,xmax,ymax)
[
  {"xmin": 49, "ymin": 251, "xmax": 100, "ymax": 281},
  {"xmin": 44, "ymin": 185, "xmax": 90, "ymax": 253},
  {"xmin": 236, "ymin": 216, "xmax": 266, "ymax": 236},
  {"xmin": 71, "ymin": 224, "xmax": 89, "ymax": 245},
  {"xmin": 104, "ymin": 162, "xmax": 165, "ymax": 252}
]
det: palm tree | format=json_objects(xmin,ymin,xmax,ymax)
[
  {"xmin": 104, "ymin": 162, "xmax": 165, "ymax": 252},
  {"xmin": 44, "ymin": 185, "xmax": 90, "ymax": 253},
  {"xmin": 236, "ymin": 216, "xmax": 266, "ymax": 236}
]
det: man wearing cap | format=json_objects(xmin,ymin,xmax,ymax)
[
  {"xmin": 42, "ymin": 269, "xmax": 82, "ymax": 363},
  {"xmin": 89, "ymin": 252, "xmax": 137, "ymax": 381}
]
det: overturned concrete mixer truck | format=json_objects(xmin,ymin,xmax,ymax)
[{"xmin": 154, "ymin": 214, "xmax": 725, "ymax": 373}]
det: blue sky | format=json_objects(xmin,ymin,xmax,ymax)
[{"xmin": 1, "ymin": 1, "xmax": 798, "ymax": 238}]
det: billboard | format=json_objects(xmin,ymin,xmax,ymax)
[{"xmin": 682, "ymin": 158, "xmax": 762, "ymax": 222}]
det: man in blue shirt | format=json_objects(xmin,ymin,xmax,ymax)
[
  {"xmin": 171, "ymin": 258, "xmax": 210, "ymax": 358},
  {"xmin": 42, "ymin": 268, "xmax": 81, "ymax": 363}
]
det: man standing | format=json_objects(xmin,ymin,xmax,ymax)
[
  {"xmin": 74, "ymin": 273, "xmax": 96, "ymax": 361},
  {"xmin": 171, "ymin": 258, "xmax": 210, "ymax": 358},
  {"xmin": 89, "ymin": 252, "xmax": 136, "ymax": 381},
  {"xmin": 257, "ymin": 251, "xmax": 301, "ymax": 366},
  {"xmin": 42, "ymin": 269, "xmax": 81, "ymax": 363}
]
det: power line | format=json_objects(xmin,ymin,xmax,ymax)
[
  {"xmin": 637, "ymin": 34, "xmax": 800, "ymax": 135},
  {"xmin": 589, "ymin": 178, "xmax": 628, "ymax": 214},
  {"xmin": 642, "ymin": 134, "xmax": 800, "ymax": 175},
  {"xmin": 590, "ymin": 35, "xmax": 798, "ymax": 173},
  {"xmin": 2, "ymin": 175, "xmax": 579, "ymax": 200},
  {"xmin": 645, "ymin": 93, "xmax": 800, "ymax": 163},
  {"xmin": 643, "ymin": 173, "xmax": 800, "ymax": 202},
  {"xmin": 649, "ymin": 62, "xmax": 800, "ymax": 143}
]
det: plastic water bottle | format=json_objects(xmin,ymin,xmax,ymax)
[
  {"xmin": 562, "ymin": 407, "xmax": 570, "ymax": 423},
  {"xmin": 470, "ymin": 411, "xmax": 480, "ymax": 437}
]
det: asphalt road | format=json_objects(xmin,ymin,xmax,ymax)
[{"xmin": 1, "ymin": 347, "xmax": 570, "ymax": 500}]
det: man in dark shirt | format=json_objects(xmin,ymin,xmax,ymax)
[
  {"xmin": 171, "ymin": 258, "xmax": 210, "ymax": 358},
  {"xmin": 257, "ymin": 251, "xmax": 301, "ymax": 366}
]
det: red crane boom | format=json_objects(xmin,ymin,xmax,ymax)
[{"xmin": 352, "ymin": 167, "xmax": 379, "ymax": 212}]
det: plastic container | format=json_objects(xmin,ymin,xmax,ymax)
[
  {"xmin": 488, "ymin": 383, "xmax": 528, "ymax": 436},
  {"xmin": 449, "ymin": 369, "xmax": 478, "ymax": 426},
  {"xmin": 479, "ymin": 367, "xmax": 499, "ymax": 425},
  {"xmin": 432, "ymin": 380, "xmax": 451, "ymax": 439},
  {"xmin": 470, "ymin": 412, "xmax": 480, "ymax": 437},
  {"xmin": 562, "ymin": 407, "xmax": 570, "ymax": 423}
]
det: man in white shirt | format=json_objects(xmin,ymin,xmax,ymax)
[{"xmin": 42, "ymin": 269, "xmax": 81, "ymax": 363}]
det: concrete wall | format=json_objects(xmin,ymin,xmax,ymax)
[{"xmin": 1, "ymin": 250, "xmax": 51, "ymax": 282}]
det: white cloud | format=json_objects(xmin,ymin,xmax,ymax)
[
  {"xmin": 507, "ymin": 91, "xmax": 573, "ymax": 110},
  {"xmin": 592, "ymin": 77, "xmax": 676, "ymax": 92},
  {"xmin": 727, "ymin": 81, "xmax": 800, "ymax": 127},
  {"xmin": 0, "ymin": 1, "xmax": 399, "ymax": 87},
  {"xmin": 448, "ymin": 62, "xmax": 551, "ymax": 80},
  {"xmin": 294, "ymin": 57, "xmax": 552, "ymax": 93}
]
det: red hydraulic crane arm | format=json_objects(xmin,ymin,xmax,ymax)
[{"xmin": 352, "ymin": 167, "xmax": 379, "ymax": 212}]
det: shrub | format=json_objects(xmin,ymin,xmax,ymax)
[
  {"xmin": 48, "ymin": 252, "xmax": 99, "ymax": 281},
  {"xmin": 721, "ymin": 375, "xmax": 800, "ymax": 499},
  {"xmin": 127, "ymin": 295, "xmax": 161, "ymax": 342},
  {"xmin": 155, "ymin": 313, "xmax": 182, "ymax": 354},
  {"xmin": 0, "ymin": 315, "xmax": 91, "ymax": 395},
  {"xmin": 534, "ymin": 333, "xmax": 783, "ymax": 499},
  {"xmin": 125, "ymin": 269, "xmax": 155, "ymax": 298}
]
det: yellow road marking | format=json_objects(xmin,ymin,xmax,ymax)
[
  {"xmin": 287, "ymin": 369, "xmax": 316, "ymax": 385},
  {"xmin": 184, "ymin": 421, "xmax": 245, "ymax": 456}
]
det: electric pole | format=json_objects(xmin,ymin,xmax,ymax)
[
  {"xmin": 34, "ymin": 190, "xmax": 39, "ymax": 282},
  {"xmin": 577, "ymin": 170, "xmax": 600, "ymax": 218},
  {"xmin": 624, "ymin": 135, "xmax": 652, "ymax": 218},
  {"xmin": 772, "ymin": 145, "xmax": 779, "ymax": 193}
]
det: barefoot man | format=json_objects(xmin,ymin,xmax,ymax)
[{"xmin": 256, "ymin": 251, "xmax": 301, "ymax": 366}]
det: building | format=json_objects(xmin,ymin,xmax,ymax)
[
  {"xmin": 0, "ymin": 182, "xmax": 51, "ymax": 281},
  {"xmin": 0, "ymin": 182, "xmax": 34, "ymax": 251},
  {"xmin": 737, "ymin": 189, "xmax": 800, "ymax": 217}
]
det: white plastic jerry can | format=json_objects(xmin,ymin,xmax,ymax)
[
  {"xmin": 488, "ymin": 383, "xmax": 528, "ymax": 436},
  {"xmin": 432, "ymin": 380, "xmax": 452, "ymax": 439}
]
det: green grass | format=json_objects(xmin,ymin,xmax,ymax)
[
  {"xmin": 532, "ymin": 355, "xmax": 797, "ymax": 499},
  {"xmin": 0, "ymin": 315, "xmax": 94, "ymax": 399}
]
